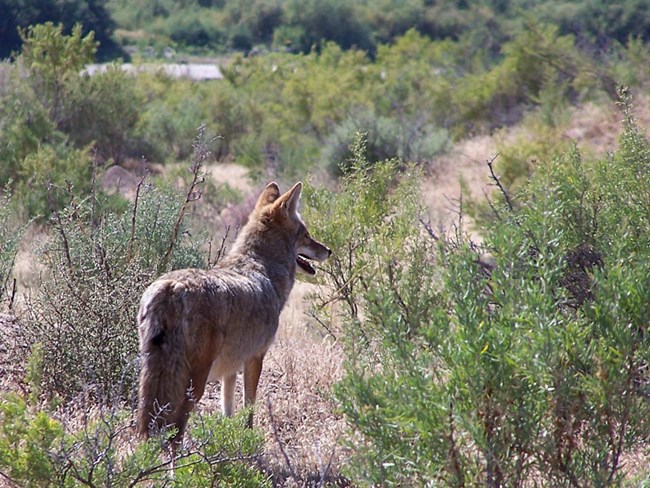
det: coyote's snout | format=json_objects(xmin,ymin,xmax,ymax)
[{"xmin": 137, "ymin": 182, "xmax": 330, "ymax": 444}]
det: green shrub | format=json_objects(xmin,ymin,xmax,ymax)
[
  {"xmin": 16, "ymin": 143, "xmax": 94, "ymax": 219},
  {"xmin": 0, "ymin": 23, "xmax": 141, "ymax": 217},
  {"xmin": 17, "ymin": 23, "xmax": 97, "ymax": 127},
  {"xmin": 153, "ymin": 7, "xmax": 226, "ymax": 51},
  {"xmin": 64, "ymin": 65, "xmax": 144, "ymax": 164},
  {"xmin": 0, "ymin": 65, "xmax": 56, "ymax": 188},
  {"xmin": 0, "ymin": 393, "xmax": 269, "ymax": 487},
  {"xmin": 0, "ymin": 394, "xmax": 62, "ymax": 485},
  {"xmin": 493, "ymin": 117, "xmax": 572, "ymax": 193},
  {"xmin": 321, "ymin": 109, "xmax": 449, "ymax": 175},
  {"xmin": 451, "ymin": 22, "xmax": 584, "ymax": 133},
  {"xmin": 22, "ymin": 182, "xmax": 204, "ymax": 401},
  {"xmin": 18, "ymin": 134, "xmax": 213, "ymax": 401},
  {"xmin": 305, "ymin": 132, "xmax": 441, "ymax": 371},
  {"xmin": 136, "ymin": 77, "xmax": 231, "ymax": 163},
  {"xmin": 308, "ymin": 111, "xmax": 650, "ymax": 484},
  {"xmin": 216, "ymin": 43, "xmax": 374, "ymax": 178},
  {"xmin": 283, "ymin": 0, "xmax": 376, "ymax": 55}
]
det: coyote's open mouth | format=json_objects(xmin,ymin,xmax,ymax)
[{"xmin": 296, "ymin": 254, "xmax": 316, "ymax": 275}]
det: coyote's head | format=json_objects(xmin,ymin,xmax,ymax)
[{"xmin": 254, "ymin": 181, "xmax": 331, "ymax": 275}]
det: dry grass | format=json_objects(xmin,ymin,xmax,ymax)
[{"xmin": 207, "ymin": 161, "xmax": 255, "ymax": 194}]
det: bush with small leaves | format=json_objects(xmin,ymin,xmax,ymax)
[
  {"xmin": 308, "ymin": 109, "xmax": 650, "ymax": 484},
  {"xmin": 0, "ymin": 187, "xmax": 27, "ymax": 307},
  {"xmin": 0, "ymin": 393, "xmax": 269, "ymax": 487},
  {"xmin": 19, "ymin": 134, "xmax": 212, "ymax": 402}
]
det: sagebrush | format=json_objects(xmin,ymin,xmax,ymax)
[{"xmin": 307, "ymin": 121, "xmax": 650, "ymax": 485}]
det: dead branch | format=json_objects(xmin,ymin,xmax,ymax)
[
  {"xmin": 486, "ymin": 153, "xmax": 514, "ymax": 212},
  {"xmin": 126, "ymin": 166, "xmax": 148, "ymax": 262},
  {"xmin": 160, "ymin": 125, "xmax": 211, "ymax": 270},
  {"xmin": 266, "ymin": 398, "xmax": 300, "ymax": 485}
]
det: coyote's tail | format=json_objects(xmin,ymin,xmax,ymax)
[{"xmin": 137, "ymin": 281, "xmax": 189, "ymax": 438}]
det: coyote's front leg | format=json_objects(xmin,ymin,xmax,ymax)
[{"xmin": 244, "ymin": 354, "xmax": 265, "ymax": 428}]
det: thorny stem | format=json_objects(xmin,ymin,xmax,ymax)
[
  {"xmin": 47, "ymin": 181, "xmax": 73, "ymax": 272},
  {"xmin": 127, "ymin": 170, "xmax": 147, "ymax": 263},
  {"xmin": 208, "ymin": 225, "xmax": 231, "ymax": 267},
  {"xmin": 419, "ymin": 216, "xmax": 440, "ymax": 241}
]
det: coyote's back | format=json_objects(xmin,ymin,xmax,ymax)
[{"xmin": 137, "ymin": 182, "xmax": 330, "ymax": 443}]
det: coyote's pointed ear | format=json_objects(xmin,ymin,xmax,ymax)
[
  {"xmin": 255, "ymin": 182, "xmax": 281, "ymax": 210},
  {"xmin": 277, "ymin": 182, "xmax": 302, "ymax": 215}
]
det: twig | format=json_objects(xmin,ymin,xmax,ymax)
[
  {"xmin": 0, "ymin": 471, "xmax": 25, "ymax": 488},
  {"xmin": 316, "ymin": 263, "xmax": 371, "ymax": 309},
  {"xmin": 447, "ymin": 401, "xmax": 465, "ymax": 487},
  {"xmin": 47, "ymin": 181, "xmax": 73, "ymax": 272},
  {"xmin": 208, "ymin": 226, "xmax": 231, "ymax": 267},
  {"xmin": 483, "ymin": 188, "xmax": 504, "ymax": 222},
  {"xmin": 8, "ymin": 278, "xmax": 17, "ymax": 311},
  {"xmin": 308, "ymin": 310, "xmax": 338, "ymax": 342},
  {"xmin": 266, "ymin": 398, "xmax": 300, "ymax": 485},
  {"xmin": 486, "ymin": 153, "xmax": 514, "ymax": 212},
  {"xmin": 90, "ymin": 149, "xmax": 99, "ymax": 233},
  {"xmin": 128, "ymin": 449, "xmax": 259, "ymax": 487},
  {"xmin": 318, "ymin": 437, "xmax": 339, "ymax": 488},
  {"xmin": 419, "ymin": 216, "xmax": 440, "ymax": 241},
  {"xmin": 126, "ymin": 170, "xmax": 147, "ymax": 262},
  {"xmin": 160, "ymin": 125, "xmax": 210, "ymax": 270}
]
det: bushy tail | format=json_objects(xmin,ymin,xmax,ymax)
[{"xmin": 137, "ymin": 281, "xmax": 190, "ymax": 439}]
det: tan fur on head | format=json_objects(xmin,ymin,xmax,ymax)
[
  {"xmin": 261, "ymin": 181, "xmax": 300, "ymax": 222},
  {"xmin": 255, "ymin": 182, "xmax": 281, "ymax": 210}
]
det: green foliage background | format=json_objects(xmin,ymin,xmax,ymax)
[
  {"xmin": 99, "ymin": 0, "xmax": 650, "ymax": 56},
  {"xmin": 4, "ymin": 16, "xmax": 649, "ymax": 216}
]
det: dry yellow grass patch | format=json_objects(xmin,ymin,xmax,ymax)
[{"xmin": 422, "ymin": 135, "xmax": 495, "ymax": 241}]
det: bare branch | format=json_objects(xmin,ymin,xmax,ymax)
[
  {"xmin": 208, "ymin": 226, "xmax": 231, "ymax": 268},
  {"xmin": 127, "ymin": 166, "xmax": 148, "ymax": 262},
  {"xmin": 482, "ymin": 188, "xmax": 504, "ymax": 222},
  {"xmin": 47, "ymin": 181, "xmax": 73, "ymax": 272},
  {"xmin": 419, "ymin": 216, "xmax": 440, "ymax": 241},
  {"xmin": 266, "ymin": 398, "xmax": 300, "ymax": 485},
  {"xmin": 486, "ymin": 153, "xmax": 514, "ymax": 212},
  {"xmin": 161, "ymin": 125, "xmax": 212, "ymax": 270}
]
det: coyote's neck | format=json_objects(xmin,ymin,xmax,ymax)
[{"xmin": 222, "ymin": 221, "xmax": 297, "ymax": 304}]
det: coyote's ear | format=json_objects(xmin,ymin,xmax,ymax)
[
  {"xmin": 255, "ymin": 182, "xmax": 281, "ymax": 210},
  {"xmin": 277, "ymin": 182, "xmax": 302, "ymax": 215}
]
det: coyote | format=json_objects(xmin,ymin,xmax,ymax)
[{"xmin": 137, "ymin": 182, "xmax": 330, "ymax": 444}]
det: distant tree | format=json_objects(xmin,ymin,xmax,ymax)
[{"xmin": 0, "ymin": 0, "xmax": 123, "ymax": 61}]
